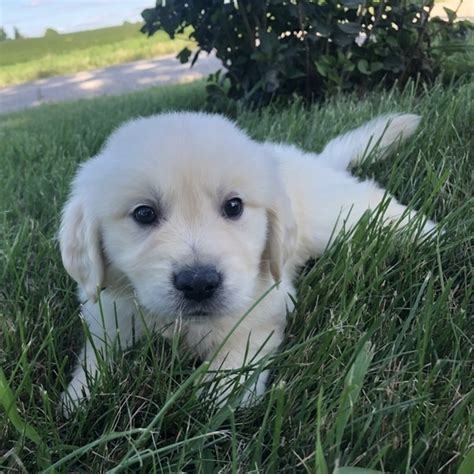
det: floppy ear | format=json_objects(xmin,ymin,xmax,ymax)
[
  {"xmin": 59, "ymin": 196, "xmax": 104, "ymax": 301},
  {"xmin": 265, "ymin": 189, "xmax": 297, "ymax": 283}
]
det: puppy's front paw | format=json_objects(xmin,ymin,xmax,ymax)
[
  {"xmin": 58, "ymin": 374, "xmax": 91, "ymax": 418},
  {"xmin": 198, "ymin": 369, "xmax": 269, "ymax": 409},
  {"xmin": 237, "ymin": 369, "xmax": 269, "ymax": 408},
  {"xmin": 420, "ymin": 218, "xmax": 437, "ymax": 237}
]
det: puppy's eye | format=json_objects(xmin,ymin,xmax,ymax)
[
  {"xmin": 223, "ymin": 197, "xmax": 243, "ymax": 219},
  {"xmin": 133, "ymin": 205, "xmax": 157, "ymax": 225}
]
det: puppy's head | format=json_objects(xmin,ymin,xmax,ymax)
[{"xmin": 60, "ymin": 113, "xmax": 296, "ymax": 319}]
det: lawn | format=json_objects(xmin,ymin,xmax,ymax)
[
  {"xmin": 0, "ymin": 79, "xmax": 472, "ymax": 472},
  {"xmin": 0, "ymin": 22, "xmax": 193, "ymax": 87}
]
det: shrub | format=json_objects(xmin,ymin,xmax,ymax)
[{"xmin": 141, "ymin": 0, "xmax": 472, "ymax": 104}]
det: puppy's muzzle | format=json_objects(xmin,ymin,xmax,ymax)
[{"xmin": 173, "ymin": 265, "xmax": 222, "ymax": 302}]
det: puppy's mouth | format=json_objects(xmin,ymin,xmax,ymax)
[
  {"xmin": 184, "ymin": 309, "xmax": 211, "ymax": 317},
  {"xmin": 175, "ymin": 297, "xmax": 228, "ymax": 319}
]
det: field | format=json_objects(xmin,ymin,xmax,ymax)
[
  {"xmin": 0, "ymin": 22, "xmax": 193, "ymax": 87},
  {"xmin": 0, "ymin": 80, "xmax": 473, "ymax": 472}
]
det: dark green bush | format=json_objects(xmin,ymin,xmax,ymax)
[{"xmin": 142, "ymin": 0, "xmax": 472, "ymax": 104}]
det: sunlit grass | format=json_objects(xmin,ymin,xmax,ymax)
[
  {"xmin": 0, "ymin": 79, "xmax": 472, "ymax": 471},
  {"xmin": 0, "ymin": 24, "xmax": 193, "ymax": 87}
]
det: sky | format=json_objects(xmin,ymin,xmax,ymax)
[{"xmin": 0, "ymin": 0, "xmax": 153, "ymax": 38}]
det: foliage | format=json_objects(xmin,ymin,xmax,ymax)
[
  {"xmin": 44, "ymin": 28, "xmax": 60, "ymax": 37},
  {"xmin": 0, "ymin": 79, "xmax": 473, "ymax": 471},
  {"xmin": 141, "ymin": 0, "xmax": 473, "ymax": 104},
  {"xmin": 13, "ymin": 27, "xmax": 24, "ymax": 40},
  {"xmin": 0, "ymin": 27, "xmax": 8, "ymax": 42}
]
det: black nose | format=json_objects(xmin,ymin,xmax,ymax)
[{"xmin": 173, "ymin": 265, "xmax": 222, "ymax": 302}]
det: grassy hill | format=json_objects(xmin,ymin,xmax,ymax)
[{"xmin": 0, "ymin": 23, "xmax": 193, "ymax": 87}]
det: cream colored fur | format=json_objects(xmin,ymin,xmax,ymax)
[{"xmin": 59, "ymin": 112, "xmax": 435, "ymax": 414}]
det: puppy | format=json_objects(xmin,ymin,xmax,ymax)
[{"xmin": 59, "ymin": 112, "xmax": 435, "ymax": 414}]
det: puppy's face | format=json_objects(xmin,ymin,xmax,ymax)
[{"xmin": 60, "ymin": 113, "xmax": 295, "ymax": 320}]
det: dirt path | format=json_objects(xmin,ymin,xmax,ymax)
[
  {"xmin": 0, "ymin": 53, "xmax": 222, "ymax": 114},
  {"xmin": 432, "ymin": 0, "xmax": 473, "ymax": 20}
]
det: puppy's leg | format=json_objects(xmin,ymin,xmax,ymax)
[
  {"xmin": 285, "ymin": 162, "xmax": 435, "ymax": 259},
  {"xmin": 192, "ymin": 312, "xmax": 285, "ymax": 407},
  {"xmin": 59, "ymin": 291, "xmax": 142, "ymax": 416},
  {"xmin": 204, "ymin": 332, "xmax": 280, "ymax": 407},
  {"xmin": 274, "ymin": 114, "xmax": 436, "ymax": 259}
]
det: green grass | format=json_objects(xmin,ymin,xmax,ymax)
[
  {"xmin": 0, "ymin": 79, "xmax": 473, "ymax": 472},
  {"xmin": 0, "ymin": 23, "xmax": 193, "ymax": 87}
]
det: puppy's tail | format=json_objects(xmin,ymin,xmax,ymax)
[{"xmin": 317, "ymin": 114, "xmax": 421, "ymax": 171}]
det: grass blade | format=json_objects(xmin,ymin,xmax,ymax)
[
  {"xmin": 0, "ymin": 367, "xmax": 50, "ymax": 469},
  {"xmin": 334, "ymin": 341, "xmax": 374, "ymax": 451}
]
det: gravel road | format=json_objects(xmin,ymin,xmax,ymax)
[{"xmin": 0, "ymin": 53, "xmax": 222, "ymax": 114}]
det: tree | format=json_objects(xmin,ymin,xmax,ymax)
[
  {"xmin": 14, "ymin": 27, "xmax": 24, "ymax": 40},
  {"xmin": 0, "ymin": 27, "xmax": 8, "ymax": 42},
  {"xmin": 44, "ymin": 28, "xmax": 59, "ymax": 37}
]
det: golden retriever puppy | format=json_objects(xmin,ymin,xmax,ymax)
[{"xmin": 59, "ymin": 112, "xmax": 435, "ymax": 414}]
